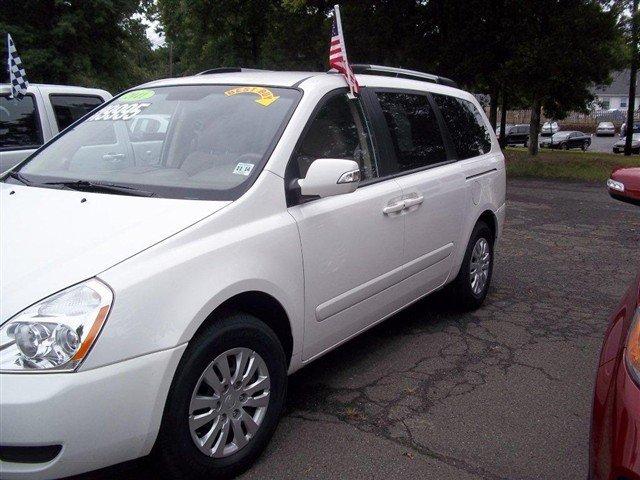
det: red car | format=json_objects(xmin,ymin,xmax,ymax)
[
  {"xmin": 590, "ymin": 270, "xmax": 640, "ymax": 479},
  {"xmin": 608, "ymin": 167, "xmax": 640, "ymax": 206}
]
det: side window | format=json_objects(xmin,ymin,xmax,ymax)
[
  {"xmin": 0, "ymin": 94, "xmax": 43, "ymax": 149},
  {"xmin": 433, "ymin": 94, "xmax": 492, "ymax": 160},
  {"xmin": 50, "ymin": 95, "xmax": 104, "ymax": 131},
  {"xmin": 293, "ymin": 93, "xmax": 377, "ymax": 180},
  {"xmin": 376, "ymin": 92, "xmax": 447, "ymax": 172}
]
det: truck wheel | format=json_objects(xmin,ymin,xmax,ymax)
[
  {"xmin": 155, "ymin": 313, "xmax": 287, "ymax": 479},
  {"xmin": 449, "ymin": 221, "xmax": 494, "ymax": 310}
]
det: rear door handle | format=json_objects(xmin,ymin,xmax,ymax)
[
  {"xmin": 403, "ymin": 194, "xmax": 424, "ymax": 208},
  {"xmin": 383, "ymin": 200, "xmax": 405, "ymax": 215},
  {"xmin": 102, "ymin": 153, "xmax": 126, "ymax": 162}
]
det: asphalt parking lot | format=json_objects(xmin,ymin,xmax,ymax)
[
  {"xmin": 75, "ymin": 178, "xmax": 639, "ymax": 480},
  {"xmin": 589, "ymin": 134, "xmax": 620, "ymax": 153}
]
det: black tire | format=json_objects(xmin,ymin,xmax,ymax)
[
  {"xmin": 523, "ymin": 139, "xmax": 529, "ymax": 148},
  {"xmin": 154, "ymin": 313, "xmax": 287, "ymax": 480},
  {"xmin": 562, "ymin": 142, "xmax": 569, "ymax": 150},
  {"xmin": 449, "ymin": 221, "xmax": 494, "ymax": 310},
  {"xmin": 581, "ymin": 141, "xmax": 589, "ymax": 151}
]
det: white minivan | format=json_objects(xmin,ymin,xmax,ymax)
[{"xmin": 0, "ymin": 66, "xmax": 505, "ymax": 479}]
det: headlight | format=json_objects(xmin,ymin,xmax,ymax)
[
  {"xmin": 625, "ymin": 308, "xmax": 640, "ymax": 384},
  {"xmin": 607, "ymin": 179, "xmax": 625, "ymax": 192},
  {"xmin": 0, "ymin": 279, "xmax": 112, "ymax": 372}
]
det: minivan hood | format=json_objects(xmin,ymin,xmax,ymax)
[{"xmin": 0, "ymin": 183, "xmax": 229, "ymax": 321}]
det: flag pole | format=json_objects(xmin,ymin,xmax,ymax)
[
  {"xmin": 5, "ymin": 33, "xmax": 11, "ymax": 97},
  {"xmin": 333, "ymin": 5, "xmax": 354, "ymax": 97}
]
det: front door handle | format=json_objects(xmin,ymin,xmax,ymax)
[
  {"xmin": 403, "ymin": 194, "xmax": 424, "ymax": 208},
  {"xmin": 383, "ymin": 200, "xmax": 405, "ymax": 215}
]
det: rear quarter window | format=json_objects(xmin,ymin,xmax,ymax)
[
  {"xmin": 433, "ymin": 94, "xmax": 491, "ymax": 160},
  {"xmin": 50, "ymin": 94, "xmax": 105, "ymax": 131},
  {"xmin": 0, "ymin": 94, "xmax": 43, "ymax": 150}
]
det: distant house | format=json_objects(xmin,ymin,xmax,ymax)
[{"xmin": 593, "ymin": 70, "xmax": 640, "ymax": 110}]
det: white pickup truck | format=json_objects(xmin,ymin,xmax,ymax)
[{"xmin": 0, "ymin": 84, "xmax": 111, "ymax": 171}]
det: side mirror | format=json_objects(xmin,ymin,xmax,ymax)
[{"xmin": 298, "ymin": 159, "xmax": 361, "ymax": 198}]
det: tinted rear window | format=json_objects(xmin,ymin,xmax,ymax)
[
  {"xmin": 50, "ymin": 95, "xmax": 104, "ymax": 131},
  {"xmin": 0, "ymin": 94, "xmax": 43, "ymax": 150},
  {"xmin": 433, "ymin": 94, "xmax": 491, "ymax": 159},
  {"xmin": 376, "ymin": 91, "xmax": 447, "ymax": 171}
]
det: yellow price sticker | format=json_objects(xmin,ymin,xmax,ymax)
[{"xmin": 224, "ymin": 86, "xmax": 280, "ymax": 107}]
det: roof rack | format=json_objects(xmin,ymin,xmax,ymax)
[
  {"xmin": 196, "ymin": 67, "xmax": 266, "ymax": 76},
  {"xmin": 349, "ymin": 64, "xmax": 459, "ymax": 89}
]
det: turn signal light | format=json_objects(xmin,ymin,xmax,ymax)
[{"xmin": 625, "ymin": 309, "xmax": 640, "ymax": 383}]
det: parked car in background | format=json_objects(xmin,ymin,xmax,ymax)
[
  {"xmin": 0, "ymin": 67, "xmax": 506, "ymax": 480},
  {"xmin": 504, "ymin": 124, "xmax": 530, "ymax": 146},
  {"xmin": 590, "ymin": 269, "xmax": 640, "ymax": 480},
  {"xmin": 495, "ymin": 123, "xmax": 513, "ymax": 135},
  {"xmin": 541, "ymin": 121, "xmax": 560, "ymax": 136},
  {"xmin": 596, "ymin": 121, "xmax": 616, "ymax": 136},
  {"xmin": 613, "ymin": 133, "xmax": 640, "ymax": 154},
  {"xmin": 620, "ymin": 122, "xmax": 640, "ymax": 137},
  {"xmin": 540, "ymin": 131, "xmax": 591, "ymax": 150},
  {"xmin": 0, "ymin": 84, "xmax": 111, "ymax": 172},
  {"xmin": 607, "ymin": 167, "xmax": 640, "ymax": 206}
]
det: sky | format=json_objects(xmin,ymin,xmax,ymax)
[
  {"xmin": 136, "ymin": 13, "xmax": 165, "ymax": 48},
  {"xmin": 146, "ymin": 20, "xmax": 165, "ymax": 48}
]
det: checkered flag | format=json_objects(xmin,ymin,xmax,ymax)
[{"xmin": 7, "ymin": 33, "xmax": 29, "ymax": 100}]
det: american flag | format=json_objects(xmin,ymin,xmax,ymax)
[{"xmin": 329, "ymin": 5, "xmax": 359, "ymax": 95}]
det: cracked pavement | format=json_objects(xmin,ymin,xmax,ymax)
[{"xmin": 75, "ymin": 179, "xmax": 640, "ymax": 480}]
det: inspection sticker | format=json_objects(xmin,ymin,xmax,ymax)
[
  {"xmin": 88, "ymin": 102, "xmax": 151, "ymax": 122},
  {"xmin": 224, "ymin": 86, "xmax": 279, "ymax": 107},
  {"xmin": 233, "ymin": 163, "xmax": 255, "ymax": 176}
]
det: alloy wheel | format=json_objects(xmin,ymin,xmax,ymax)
[
  {"xmin": 469, "ymin": 237, "xmax": 491, "ymax": 296},
  {"xmin": 188, "ymin": 348, "xmax": 271, "ymax": 458}
]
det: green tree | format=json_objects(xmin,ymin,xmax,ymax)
[
  {"xmin": 0, "ymin": 0, "xmax": 156, "ymax": 93},
  {"xmin": 153, "ymin": 0, "xmax": 623, "ymax": 161},
  {"xmin": 505, "ymin": 0, "xmax": 623, "ymax": 154},
  {"xmin": 156, "ymin": 0, "xmax": 284, "ymax": 74}
]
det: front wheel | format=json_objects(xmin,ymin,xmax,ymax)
[
  {"xmin": 154, "ymin": 313, "xmax": 287, "ymax": 479},
  {"xmin": 449, "ymin": 221, "xmax": 494, "ymax": 310},
  {"xmin": 581, "ymin": 141, "xmax": 589, "ymax": 151}
]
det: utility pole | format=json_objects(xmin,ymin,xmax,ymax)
[{"xmin": 625, "ymin": 0, "xmax": 639, "ymax": 155}]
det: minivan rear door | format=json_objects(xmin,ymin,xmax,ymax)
[{"xmin": 366, "ymin": 89, "xmax": 465, "ymax": 298}]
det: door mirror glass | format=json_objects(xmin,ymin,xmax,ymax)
[{"xmin": 298, "ymin": 158, "xmax": 360, "ymax": 198}]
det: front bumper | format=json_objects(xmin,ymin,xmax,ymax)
[{"xmin": 0, "ymin": 345, "xmax": 186, "ymax": 480}]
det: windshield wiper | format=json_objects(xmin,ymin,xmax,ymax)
[
  {"xmin": 6, "ymin": 171, "xmax": 32, "ymax": 185},
  {"xmin": 41, "ymin": 180, "xmax": 154, "ymax": 197}
]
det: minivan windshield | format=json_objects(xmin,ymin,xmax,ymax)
[{"xmin": 9, "ymin": 85, "xmax": 301, "ymax": 200}]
